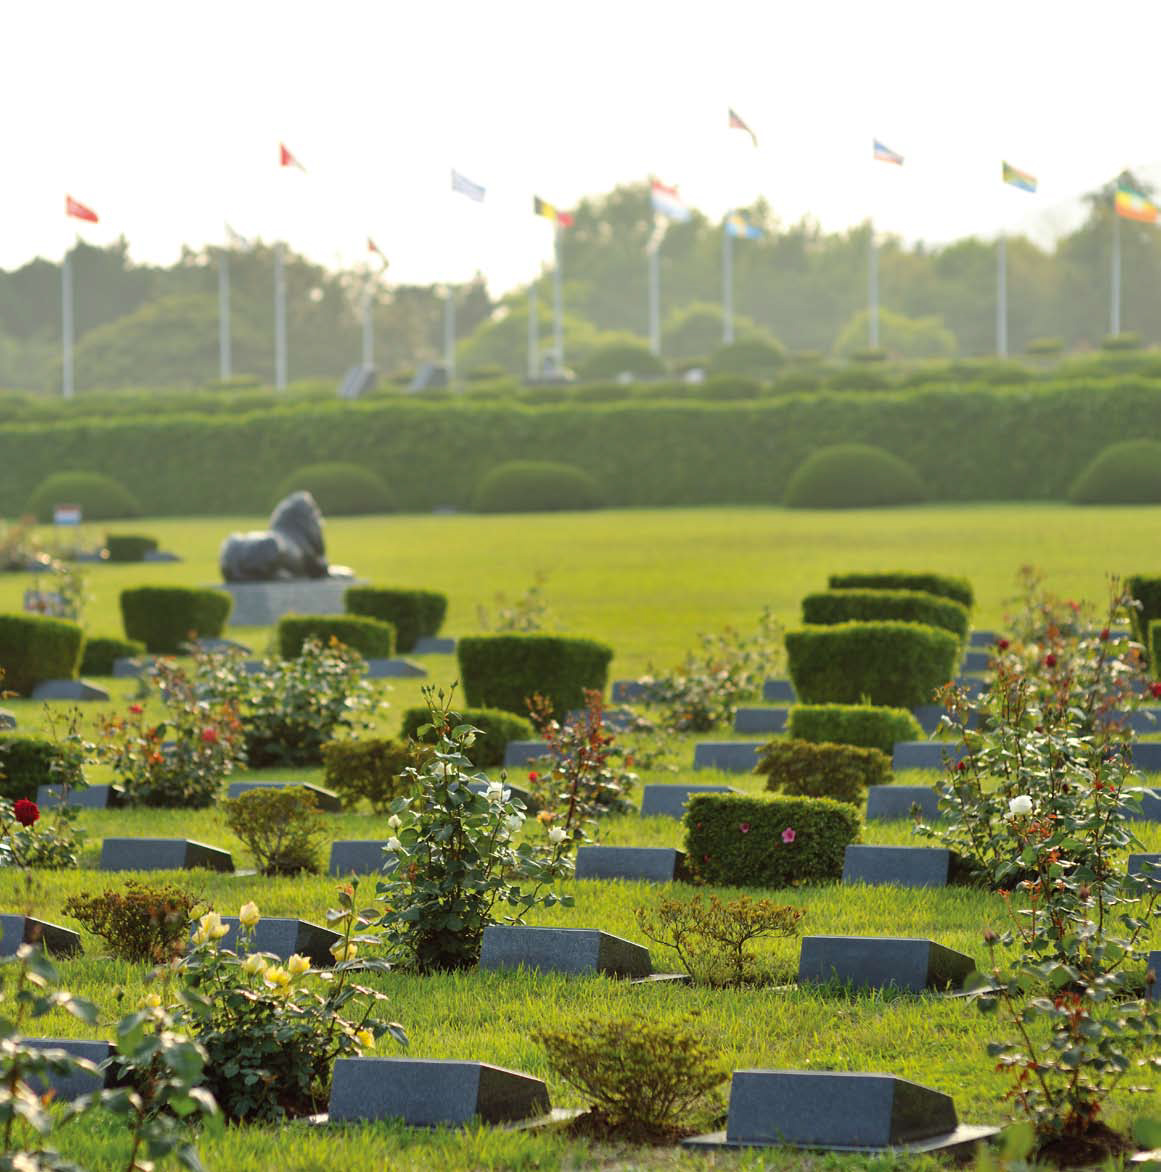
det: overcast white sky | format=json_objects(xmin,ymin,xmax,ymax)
[{"xmin": 5, "ymin": 0, "xmax": 1161, "ymax": 294}]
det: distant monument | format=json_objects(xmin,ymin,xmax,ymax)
[{"xmin": 219, "ymin": 491, "xmax": 352, "ymax": 583}]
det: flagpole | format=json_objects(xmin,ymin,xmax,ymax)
[
  {"xmin": 61, "ymin": 248, "xmax": 74, "ymax": 400},
  {"xmin": 647, "ymin": 241, "xmax": 661, "ymax": 356},
  {"xmin": 867, "ymin": 222, "xmax": 879, "ymax": 349},
  {"xmin": 274, "ymin": 241, "xmax": 288, "ymax": 391},
  {"xmin": 218, "ymin": 249, "xmax": 232, "ymax": 382},
  {"xmin": 996, "ymin": 234, "xmax": 1007, "ymax": 358},
  {"xmin": 722, "ymin": 222, "xmax": 735, "ymax": 344},
  {"xmin": 553, "ymin": 227, "xmax": 564, "ymax": 369},
  {"xmin": 362, "ymin": 285, "xmax": 374, "ymax": 368},
  {"xmin": 528, "ymin": 282, "xmax": 539, "ymax": 379},
  {"xmin": 443, "ymin": 286, "xmax": 456, "ymax": 383},
  {"xmin": 1110, "ymin": 213, "xmax": 1122, "ymax": 337}
]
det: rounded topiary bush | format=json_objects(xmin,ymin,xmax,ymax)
[
  {"xmin": 80, "ymin": 635, "xmax": 146, "ymax": 677},
  {"xmin": 276, "ymin": 614, "xmax": 395, "ymax": 660},
  {"xmin": 119, "ymin": 587, "xmax": 232, "ymax": 654},
  {"xmin": 472, "ymin": 461, "xmax": 604, "ymax": 513},
  {"xmin": 26, "ymin": 471, "xmax": 140, "ymax": 523},
  {"xmin": 0, "ymin": 614, "xmax": 84, "ymax": 695},
  {"xmin": 784, "ymin": 445, "xmax": 925, "ymax": 509},
  {"xmin": 274, "ymin": 462, "xmax": 393, "ymax": 516},
  {"xmin": 579, "ymin": 340, "xmax": 665, "ymax": 381},
  {"xmin": 1068, "ymin": 440, "xmax": 1161, "ymax": 505},
  {"xmin": 706, "ymin": 338, "xmax": 786, "ymax": 379}
]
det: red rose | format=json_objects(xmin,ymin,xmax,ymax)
[
  {"xmin": 1044, "ymin": 654, "xmax": 1057, "ymax": 668},
  {"xmin": 955, "ymin": 760, "xmax": 967, "ymax": 773},
  {"xmin": 997, "ymin": 639, "xmax": 1010, "ymax": 651},
  {"xmin": 1099, "ymin": 629, "xmax": 1110, "ymax": 642},
  {"xmin": 13, "ymin": 800, "xmax": 39, "ymax": 827},
  {"xmin": 200, "ymin": 728, "xmax": 219, "ymax": 744},
  {"xmin": 528, "ymin": 771, "xmax": 539, "ymax": 782},
  {"xmin": 129, "ymin": 704, "xmax": 143, "ymax": 715},
  {"xmin": 1150, "ymin": 682, "xmax": 1161, "ymax": 700}
]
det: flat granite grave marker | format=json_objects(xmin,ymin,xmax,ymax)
[
  {"xmin": 0, "ymin": 915, "xmax": 82, "ymax": 957},
  {"xmin": 99, "ymin": 838, "xmax": 234, "ymax": 873},
  {"xmin": 892, "ymin": 742, "xmax": 968, "ymax": 771},
  {"xmin": 1124, "ymin": 787, "xmax": 1161, "ymax": 820},
  {"xmin": 413, "ymin": 636, "xmax": 455, "ymax": 654},
  {"xmin": 328, "ymin": 1057, "xmax": 550, "ymax": 1125},
  {"xmin": 328, "ymin": 840, "xmax": 399, "ymax": 876},
  {"xmin": 502, "ymin": 741, "xmax": 550, "ymax": 767},
  {"xmin": 1128, "ymin": 854, "xmax": 1161, "ymax": 890},
  {"xmin": 226, "ymin": 781, "xmax": 342, "ymax": 812},
  {"xmin": 797, "ymin": 936, "xmax": 975, "ymax": 992},
  {"xmin": 574, "ymin": 846, "xmax": 687, "ymax": 883},
  {"xmin": 865, "ymin": 786, "xmax": 941, "ymax": 822},
  {"xmin": 733, "ymin": 707, "xmax": 789, "ymax": 734},
  {"xmin": 26, "ymin": 1040, "xmax": 113, "ymax": 1100},
  {"xmin": 968, "ymin": 631, "xmax": 999, "ymax": 648},
  {"xmin": 961, "ymin": 650, "xmax": 992, "ymax": 674},
  {"xmin": 364, "ymin": 658, "xmax": 427, "ymax": 679},
  {"xmin": 640, "ymin": 783, "xmax": 741, "ymax": 819},
  {"xmin": 479, "ymin": 925, "xmax": 652, "ymax": 978},
  {"xmin": 843, "ymin": 845, "xmax": 953, "ymax": 889},
  {"xmin": 29, "ymin": 679, "xmax": 109, "ymax": 702},
  {"xmin": 686, "ymin": 1070, "xmax": 996, "ymax": 1152},
  {"xmin": 763, "ymin": 678, "xmax": 796, "ymax": 702},
  {"xmin": 36, "ymin": 783, "xmax": 124, "ymax": 810},
  {"xmin": 911, "ymin": 706, "xmax": 977, "ymax": 735},
  {"xmin": 693, "ymin": 742, "xmax": 765, "ymax": 773},
  {"xmin": 611, "ymin": 679, "xmax": 648, "ymax": 703},
  {"xmin": 212, "ymin": 916, "xmax": 341, "ymax": 965}
]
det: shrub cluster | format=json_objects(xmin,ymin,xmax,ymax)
[
  {"xmin": 276, "ymin": 614, "xmax": 394, "ymax": 660},
  {"xmin": 26, "ymin": 470, "xmax": 140, "ymax": 522},
  {"xmin": 223, "ymin": 786, "xmax": 325, "ymax": 875},
  {"xmin": 79, "ymin": 634, "xmax": 146, "ymax": 677},
  {"xmin": 63, "ymin": 880, "xmax": 199, "ymax": 963},
  {"xmin": 472, "ymin": 460, "xmax": 604, "ymax": 513},
  {"xmin": 801, "ymin": 588, "xmax": 969, "ymax": 641},
  {"xmin": 344, "ymin": 587, "xmax": 447, "ymax": 654},
  {"xmin": 783, "ymin": 444, "xmax": 925, "ymax": 508},
  {"xmin": 756, "ymin": 738, "xmax": 890, "ymax": 805},
  {"xmin": 827, "ymin": 571, "xmax": 974, "ymax": 609},
  {"xmin": 398, "ymin": 707, "xmax": 532, "ymax": 769},
  {"xmin": 1127, "ymin": 575, "xmax": 1161, "ymax": 659},
  {"xmin": 274, "ymin": 461, "xmax": 393, "ymax": 515},
  {"xmin": 320, "ymin": 738, "xmax": 415, "ymax": 811},
  {"xmin": 0, "ymin": 736, "xmax": 85, "ymax": 802},
  {"xmin": 0, "ymin": 613, "xmax": 84, "ymax": 695},
  {"xmin": 104, "ymin": 534, "xmax": 158, "ymax": 562},
  {"xmin": 119, "ymin": 586, "xmax": 232, "ymax": 653},
  {"xmin": 787, "ymin": 702, "xmax": 923, "ymax": 755},
  {"xmin": 1068, "ymin": 439, "xmax": 1161, "ymax": 504}
]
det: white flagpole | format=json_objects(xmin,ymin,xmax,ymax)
[
  {"xmin": 867, "ymin": 223, "xmax": 879, "ymax": 349},
  {"xmin": 362, "ymin": 285, "xmax": 374, "ymax": 368},
  {"xmin": 528, "ymin": 282, "xmax": 539, "ymax": 379},
  {"xmin": 722, "ymin": 222, "xmax": 735, "ymax": 344},
  {"xmin": 996, "ymin": 234, "xmax": 1008, "ymax": 358},
  {"xmin": 647, "ymin": 241, "xmax": 661, "ymax": 356},
  {"xmin": 218, "ymin": 248, "xmax": 232, "ymax": 381},
  {"xmin": 444, "ymin": 286, "xmax": 456, "ymax": 382},
  {"xmin": 553, "ymin": 227, "xmax": 564, "ymax": 368},
  {"xmin": 274, "ymin": 241, "xmax": 288, "ymax": 390},
  {"xmin": 61, "ymin": 248, "xmax": 75, "ymax": 400},
  {"xmin": 1110, "ymin": 213, "xmax": 1122, "ymax": 337}
]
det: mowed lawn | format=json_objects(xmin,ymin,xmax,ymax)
[{"xmin": 1, "ymin": 503, "xmax": 1161, "ymax": 1171}]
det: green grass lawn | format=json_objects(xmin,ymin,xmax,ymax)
[{"xmin": 2, "ymin": 503, "xmax": 1161, "ymax": 1170}]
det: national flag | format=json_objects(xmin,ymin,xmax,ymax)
[
  {"xmin": 651, "ymin": 179, "xmax": 691, "ymax": 222},
  {"xmin": 873, "ymin": 139, "xmax": 904, "ymax": 165},
  {"xmin": 728, "ymin": 107, "xmax": 757, "ymax": 148},
  {"xmin": 279, "ymin": 142, "xmax": 306, "ymax": 172},
  {"xmin": 1115, "ymin": 183, "xmax": 1159, "ymax": 223},
  {"xmin": 368, "ymin": 237, "xmax": 385, "ymax": 258},
  {"xmin": 1002, "ymin": 162, "xmax": 1037, "ymax": 193},
  {"xmin": 534, "ymin": 196, "xmax": 574, "ymax": 227},
  {"xmin": 451, "ymin": 169, "xmax": 486, "ymax": 202},
  {"xmin": 65, "ymin": 195, "xmax": 98, "ymax": 223},
  {"xmin": 225, "ymin": 224, "xmax": 252, "ymax": 249},
  {"xmin": 725, "ymin": 212, "xmax": 762, "ymax": 240}
]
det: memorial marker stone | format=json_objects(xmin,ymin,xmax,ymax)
[
  {"xmin": 968, "ymin": 631, "xmax": 999, "ymax": 648},
  {"xmin": 479, "ymin": 925, "xmax": 652, "ymax": 978},
  {"xmin": 328, "ymin": 840, "xmax": 398, "ymax": 876},
  {"xmin": 797, "ymin": 936, "xmax": 975, "ymax": 992},
  {"xmin": 0, "ymin": 915, "xmax": 82, "ymax": 958},
  {"xmin": 640, "ymin": 783, "xmax": 742, "ymax": 819},
  {"xmin": 1124, "ymin": 787, "xmax": 1161, "ymax": 821},
  {"xmin": 414, "ymin": 636, "xmax": 455, "ymax": 654},
  {"xmin": 26, "ymin": 1040, "xmax": 113, "ymax": 1101},
  {"xmin": 35, "ymin": 783, "xmax": 123, "ymax": 810},
  {"xmin": 692, "ymin": 742, "xmax": 765, "ymax": 772},
  {"xmin": 733, "ymin": 707, "xmax": 788, "ymax": 734},
  {"xmin": 843, "ymin": 845, "xmax": 953, "ymax": 889},
  {"xmin": 1128, "ymin": 853, "xmax": 1161, "ymax": 890},
  {"xmin": 99, "ymin": 838, "xmax": 234, "ymax": 873},
  {"xmin": 30, "ymin": 680, "xmax": 110, "ymax": 702},
  {"xmin": 213, "ymin": 916, "xmax": 341, "ymax": 965},
  {"xmin": 763, "ymin": 678, "xmax": 796, "ymax": 702},
  {"xmin": 961, "ymin": 651, "xmax": 991, "ymax": 674},
  {"xmin": 865, "ymin": 786, "xmax": 941, "ymax": 822},
  {"xmin": 0, "ymin": 709, "xmax": 15, "ymax": 730},
  {"xmin": 365, "ymin": 658, "xmax": 427, "ymax": 679},
  {"xmin": 502, "ymin": 741, "xmax": 550, "ymax": 767},
  {"xmin": 611, "ymin": 679, "xmax": 648, "ymax": 703},
  {"xmin": 226, "ymin": 780, "xmax": 342, "ymax": 812},
  {"xmin": 892, "ymin": 742, "xmax": 968, "ymax": 771},
  {"xmin": 574, "ymin": 846, "xmax": 686, "ymax": 883}
]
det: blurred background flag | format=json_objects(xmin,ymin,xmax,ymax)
[
  {"xmin": 873, "ymin": 139, "xmax": 904, "ymax": 165},
  {"xmin": 1002, "ymin": 161, "xmax": 1037, "ymax": 193},
  {"xmin": 1114, "ymin": 182, "xmax": 1158, "ymax": 222},
  {"xmin": 725, "ymin": 212, "xmax": 762, "ymax": 239},
  {"xmin": 65, "ymin": 195, "xmax": 98, "ymax": 222},
  {"xmin": 451, "ymin": 169, "xmax": 486, "ymax": 202},
  {"xmin": 650, "ymin": 179, "xmax": 691, "ymax": 222},
  {"xmin": 728, "ymin": 107, "xmax": 758, "ymax": 147},
  {"xmin": 279, "ymin": 142, "xmax": 306, "ymax": 172}
]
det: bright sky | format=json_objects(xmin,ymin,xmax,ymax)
[{"xmin": 6, "ymin": 0, "xmax": 1161, "ymax": 296}]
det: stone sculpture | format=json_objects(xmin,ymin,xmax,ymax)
[{"xmin": 219, "ymin": 491, "xmax": 344, "ymax": 582}]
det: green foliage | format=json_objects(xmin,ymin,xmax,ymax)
[
  {"xmin": 223, "ymin": 786, "xmax": 326, "ymax": 876},
  {"xmin": 1068, "ymin": 439, "xmax": 1161, "ymax": 504},
  {"xmin": 399, "ymin": 707, "xmax": 532, "ymax": 769},
  {"xmin": 784, "ymin": 444, "xmax": 925, "ymax": 508},
  {"xmin": 104, "ymin": 533, "xmax": 158, "ymax": 562},
  {"xmin": 701, "ymin": 374, "xmax": 764, "ymax": 400},
  {"xmin": 1101, "ymin": 331, "xmax": 1142, "ymax": 351},
  {"xmin": 0, "ymin": 736, "xmax": 84, "ymax": 802},
  {"xmin": 0, "ymin": 613, "xmax": 83, "ymax": 695},
  {"xmin": 1026, "ymin": 336, "xmax": 1063, "ymax": 355},
  {"xmin": 79, "ymin": 634, "xmax": 145, "ymax": 677},
  {"xmin": 457, "ymin": 634, "xmax": 614, "ymax": 717},
  {"xmin": 706, "ymin": 337, "xmax": 785, "ymax": 379},
  {"xmin": 788, "ymin": 703, "xmax": 922, "ymax": 755},
  {"xmin": 321, "ymin": 738, "xmax": 415, "ymax": 812},
  {"xmin": 344, "ymin": 586, "xmax": 447, "ymax": 653},
  {"xmin": 756, "ymin": 737, "xmax": 890, "ymax": 804},
  {"xmin": 25, "ymin": 469, "xmax": 140, "ymax": 522},
  {"xmin": 825, "ymin": 367, "xmax": 890, "ymax": 391},
  {"xmin": 801, "ymin": 587, "xmax": 970, "ymax": 640},
  {"xmin": 472, "ymin": 460, "xmax": 604, "ymax": 513},
  {"xmin": 578, "ymin": 339, "xmax": 665, "ymax": 380},
  {"xmin": 785, "ymin": 621, "xmax": 961, "ymax": 708},
  {"xmin": 119, "ymin": 585, "xmax": 232, "ymax": 653},
  {"xmin": 63, "ymin": 880, "xmax": 199, "ymax": 962},
  {"xmin": 0, "ymin": 795, "xmax": 84, "ymax": 869},
  {"xmin": 276, "ymin": 614, "xmax": 394, "ymax": 660},
  {"xmin": 684, "ymin": 793, "xmax": 861, "ymax": 887},
  {"xmin": 274, "ymin": 461, "xmax": 393, "ymax": 516},
  {"xmin": 834, "ymin": 307, "xmax": 957, "ymax": 359},
  {"xmin": 1127, "ymin": 575, "xmax": 1161, "ymax": 655},
  {"xmin": 534, "ymin": 1017, "xmax": 726, "ymax": 1138},
  {"xmin": 828, "ymin": 570, "xmax": 975, "ymax": 609}
]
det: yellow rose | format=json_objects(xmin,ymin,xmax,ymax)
[
  {"xmin": 241, "ymin": 953, "xmax": 268, "ymax": 976},
  {"xmin": 140, "ymin": 993, "xmax": 162, "ymax": 1009},
  {"xmin": 287, "ymin": 953, "xmax": 310, "ymax": 976},
  {"xmin": 238, "ymin": 901, "xmax": 260, "ymax": 929},
  {"xmin": 331, "ymin": 942, "xmax": 358, "ymax": 963},
  {"xmin": 197, "ymin": 912, "xmax": 230, "ymax": 942},
  {"xmin": 355, "ymin": 1029, "xmax": 375, "ymax": 1050},
  {"xmin": 264, "ymin": 965, "xmax": 291, "ymax": 988}
]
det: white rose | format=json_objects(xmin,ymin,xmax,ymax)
[
  {"xmin": 386, "ymin": 836, "xmax": 402, "ymax": 851},
  {"xmin": 387, "ymin": 814, "xmax": 402, "ymax": 829},
  {"xmin": 1008, "ymin": 795, "xmax": 1033, "ymax": 818},
  {"xmin": 505, "ymin": 813, "xmax": 524, "ymax": 834},
  {"xmin": 486, "ymin": 781, "xmax": 506, "ymax": 804},
  {"xmin": 547, "ymin": 826, "xmax": 567, "ymax": 844}
]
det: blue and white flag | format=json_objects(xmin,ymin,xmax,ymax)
[
  {"xmin": 451, "ymin": 169, "xmax": 486, "ymax": 202},
  {"xmin": 725, "ymin": 212, "xmax": 762, "ymax": 240}
]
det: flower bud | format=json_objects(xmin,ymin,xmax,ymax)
[
  {"xmin": 287, "ymin": 953, "xmax": 310, "ymax": 976},
  {"xmin": 238, "ymin": 901, "xmax": 260, "ymax": 929}
]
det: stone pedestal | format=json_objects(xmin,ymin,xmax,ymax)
[{"xmin": 215, "ymin": 577, "xmax": 366, "ymax": 627}]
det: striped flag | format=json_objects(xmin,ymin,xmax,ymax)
[
  {"xmin": 873, "ymin": 139, "xmax": 904, "ymax": 165},
  {"xmin": 451, "ymin": 169, "xmax": 486, "ymax": 202},
  {"xmin": 725, "ymin": 212, "xmax": 762, "ymax": 240},
  {"xmin": 1002, "ymin": 161, "xmax": 1037, "ymax": 193},
  {"xmin": 225, "ymin": 224, "xmax": 252, "ymax": 249},
  {"xmin": 65, "ymin": 195, "xmax": 98, "ymax": 223},
  {"xmin": 728, "ymin": 107, "xmax": 757, "ymax": 147},
  {"xmin": 1115, "ymin": 183, "xmax": 1159, "ymax": 223},
  {"xmin": 279, "ymin": 142, "xmax": 306, "ymax": 172},
  {"xmin": 534, "ymin": 196, "xmax": 574, "ymax": 227},
  {"xmin": 651, "ymin": 179, "xmax": 691, "ymax": 222}
]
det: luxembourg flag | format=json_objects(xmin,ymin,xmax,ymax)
[
  {"xmin": 651, "ymin": 179, "xmax": 691, "ymax": 222},
  {"xmin": 873, "ymin": 139, "xmax": 904, "ymax": 165}
]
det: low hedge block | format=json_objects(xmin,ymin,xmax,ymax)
[
  {"xmin": 472, "ymin": 461, "xmax": 604, "ymax": 513},
  {"xmin": 320, "ymin": 739, "xmax": 415, "ymax": 813},
  {"xmin": 80, "ymin": 635, "xmax": 146, "ymax": 677},
  {"xmin": 345, "ymin": 587, "xmax": 448, "ymax": 653},
  {"xmin": 26, "ymin": 471, "xmax": 140, "ymax": 523},
  {"xmin": 1129, "ymin": 577, "xmax": 1161, "ymax": 658},
  {"xmin": 801, "ymin": 589, "xmax": 969, "ymax": 642},
  {"xmin": 827, "ymin": 572, "xmax": 974, "ymax": 610},
  {"xmin": 0, "ymin": 614, "xmax": 84, "ymax": 696},
  {"xmin": 276, "ymin": 615, "xmax": 395, "ymax": 660},
  {"xmin": 756, "ymin": 738, "xmax": 891, "ymax": 805},
  {"xmin": 785, "ymin": 621, "xmax": 960, "ymax": 709},
  {"xmin": 457, "ymin": 635, "xmax": 614, "ymax": 717},
  {"xmin": 787, "ymin": 703, "xmax": 923, "ymax": 756},
  {"xmin": 684, "ymin": 793, "xmax": 860, "ymax": 887},
  {"xmin": 104, "ymin": 535, "xmax": 159, "ymax": 563},
  {"xmin": 119, "ymin": 587, "xmax": 232, "ymax": 654},
  {"xmin": 0, "ymin": 736, "xmax": 85, "ymax": 803},
  {"xmin": 400, "ymin": 706, "xmax": 534, "ymax": 769}
]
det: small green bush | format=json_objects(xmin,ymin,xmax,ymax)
[
  {"xmin": 1101, "ymin": 331, "xmax": 1142, "ymax": 351},
  {"xmin": 701, "ymin": 375, "xmax": 764, "ymax": 400},
  {"xmin": 0, "ymin": 614, "xmax": 84, "ymax": 695},
  {"xmin": 320, "ymin": 738, "xmax": 415, "ymax": 812},
  {"xmin": 399, "ymin": 706, "xmax": 534, "ymax": 769},
  {"xmin": 223, "ymin": 786, "xmax": 325, "ymax": 876},
  {"xmin": 825, "ymin": 368, "xmax": 890, "ymax": 391},
  {"xmin": 104, "ymin": 534, "xmax": 159, "ymax": 562},
  {"xmin": 784, "ymin": 621, "xmax": 961, "ymax": 708},
  {"xmin": 79, "ymin": 635, "xmax": 146, "ymax": 677},
  {"xmin": 119, "ymin": 586, "xmax": 232, "ymax": 654},
  {"xmin": 784, "ymin": 444, "xmax": 924, "ymax": 508},
  {"xmin": 827, "ymin": 571, "xmax": 974, "ymax": 610},
  {"xmin": 1026, "ymin": 336, "xmax": 1063, "ymax": 356},
  {"xmin": 472, "ymin": 461, "xmax": 604, "ymax": 513},
  {"xmin": 684, "ymin": 793, "xmax": 860, "ymax": 887},
  {"xmin": 344, "ymin": 587, "xmax": 447, "ymax": 653},
  {"xmin": 1068, "ymin": 440, "xmax": 1161, "ymax": 505},
  {"xmin": 1129, "ymin": 577, "xmax": 1161, "ymax": 656},
  {"xmin": 274, "ymin": 461, "xmax": 393, "ymax": 516},
  {"xmin": 276, "ymin": 614, "xmax": 394, "ymax": 660},
  {"xmin": 0, "ymin": 736, "xmax": 84, "ymax": 803},
  {"xmin": 26, "ymin": 471, "xmax": 141, "ymax": 523},
  {"xmin": 756, "ymin": 738, "xmax": 890, "ymax": 805},
  {"xmin": 1149, "ymin": 620, "xmax": 1161, "ymax": 679},
  {"xmin": 706, "ymin": 337, "xmax": 786, "ymax": 379},
  {"xmin": 457, "ymin": 634, "xmax": 614, "ymax": 717},
  {"xmin": 801, "ymin": 589, "xmax": 969, "ymax": 641},
  {"xmin": 578, "ymin": 341, "xmax": 665, "ymax": 381},
  {"xmin": 787, "ymin": 703, "xmax": 922, "ymax": 756},
  {"xmin": 63, "ymin": 881, "xmax": 198, "ymax": 963}
]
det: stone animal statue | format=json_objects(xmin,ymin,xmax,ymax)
[{"xmin": 219, "ymin": 491, "xmax": 331, "ymax": 582}]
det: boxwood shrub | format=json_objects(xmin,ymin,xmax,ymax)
[
  {"xmin": 80, "ymin": 635, "xmax": 146, "ymax": 677},
  {"xmin": 472, "ymin": 461, "xmax": 604, "ymax": 513},
  {"xmin": 1130, "ymin": 576, "xmax": 1161, "ymax": 658},
  {"xmin": 0, "ymin": 614, "xmax": 84, "ymax": 695},
  {"xmin": 119, "ymin": 587, "xmax": 232, "ymax": 654},
  {"xmin": 345, "ymin": 587, "xmax": 448, "ymax": 653},
  {"xmin": 320, "ymin": 738, "xmax": 414, "ymax": 812},
  {"xmin": 399, "ymin": 706, "xmax": 534, "ymax": 769},
  {"xmin": 783, "ymin": 444, "xmax": 924, "ymax": 508},
  {"xmin": 827, "ymin": 571, "xmax": 974, "ymax": 610},
  {"xmin": 0, "ymin": 736, "xmax": 84, "ymax": 802},
  {"xmin": 784, "ymin": 621, "xmax": 961, "ymax": 709},
  {"xmin": 787, "ymin": 703, "xmax": 922, "ymax": 756},
  {"xmin": 105, "ymin": 534, "xmax": 159, "ymax": 562},
  {"xmin": 457, "ymin": 634, "xmax": 614, "ymax": 717},
  {"xmin": 1068, "ymin": 439, "xmax": 1161, "ymax": 504},
  {"xmin": 276, "ymin": 614, "xmax": 394, "ymax": 660},
  {"xmin": 274, "ymin": 461, "xmax": 393, "ymax": 516},
  {"xmin": 26, "ymin": 471, "xmax": 141, "ymax": 522},
  {"xmin": 756, "ymin": 738, "xmax": 890, "ymax": 805},
  {"xmin": 801, "ymin": 589, "xmax": 969, "ymax": 641},
  {"xmin": 684, "ymin": 793, "xmax": 860, "ymax": 887}
]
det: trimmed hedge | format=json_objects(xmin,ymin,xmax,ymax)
[
  {"xmin": 0, "ymin": 614, "xmax": 84, "ymax": 696},
  {"xmin": 345, "ymin": 587, "xmax": 447, "ymax": 654},
  {"xmin": 756, "ymin": 738, "xmax": 891, "ymax": 805},
  {"xmin": 1068, "ymin": 439, "xmax": 1161, "ymax": 504},
  {"xmin": 0, "ymin": 736, "xmax": 85, "ymax": 802},
  {"xmin": 1150, "ymin": 620, "xmax": 1161, "ymax": 679},
  {"xmin": 119, "ymin": 587, "xmax": 232, "ymax": 654},
  {"xmin": 105, "ymin": 535, "xmax": 158, "ymax": 562},
  {"xmin": 801, "ymin": 589, "xmax": 969, "ymax": 642},
  {"xmin": 684, "ymin": 793, "xmax": 860, "ymax": 887},
  {"xmin": 827, "ymin": 572, "xmax": 974, "ymax": 610},
  {"xmin": 26, "ymin": 471, "xmax": 141, "ymax": 523},
  {"xmin": 320, "ymin": 738, "xmax": 414, "ymax": 812},
  {"xmin": 785, "ymin": 621, "xmax": 961, "ymax": 709},
  {"xmin": 579, "ymin": 341, "xmax": 666, "ymax": 381},
  {"xmin": 457, "ymin": 634, "xmax": 614, "ymax": 718},
  {"xmin": 274, "ymin": 461, "xmax": 393, "ymax": 515},
  {"xmin": 472, "ymin": 461, "xmax": 604, "ymax": 513},
  {"xmin": 276, "ymin": 614, "xmax": 394, "ymax": 660},
  {"xmin": 788, "ymin": 703, "xmax": 921, "ymax": 756},
  {"xmin": 399, "ymin": 706, "xmax": 534, "ymax": 769},
  {"xmin": 1129, "ymin": 576, "xmax": 1161, "ymax": 658},
  {"xmin": 784, "ymin": 444, "xmax": 925, "ymax": 508},
  {"xmin": 80, "ymin": 635, "xmax": 146, "ymax": 677}
]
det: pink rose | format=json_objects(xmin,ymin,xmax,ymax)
[{"xmin": 781, "ymin": 827, "xmax": 796, "ymax": 844}]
